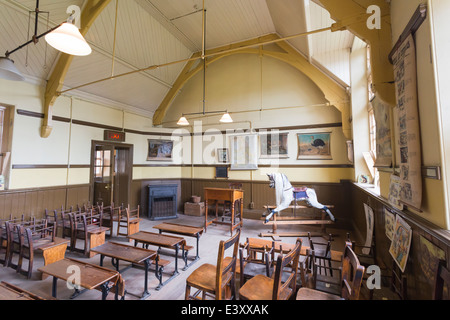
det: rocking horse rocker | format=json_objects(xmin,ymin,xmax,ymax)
[{"xmin": 263, "ymin": 173, "xmax": 336, "ymax": 226}]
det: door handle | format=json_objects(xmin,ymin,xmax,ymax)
[{"xmin": 105, "ymin": 185, "xmax": 111, "ymax": 190}]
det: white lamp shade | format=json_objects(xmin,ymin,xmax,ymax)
[
  {"xmin": 177, "ymin": 116, "xmax": 190, "ymax": 126},
  {"xmin": 45, "ymin": 22, "xmax": 92, "ymax": 56},
  {"xmin": 220, "ymin": 113, "xmax": 233, "ymax": 123},
  {"xmin": 0, "ymin": 57, "xmax": 25, "ymax": 81}
]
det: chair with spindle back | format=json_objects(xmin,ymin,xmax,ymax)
[
  {"xmin": 296, "ymin": 242, "xmax": 365, "ymax": 300},
  {"xmin": 239, "ymin": 237, "xmax": 274, "ymax": 286},
  {"xmin": 185, "ymin": 230, "xmax": 241, "ymax": 300},
  {"xmin": 433, "ymin": 259, "xmax": 450, "ymax": 300},
  {"xmin": 239, "ymin": 238, "xmax": 302, "ymax": 300},
  {"xmin": 222, "ymin": 183, "xmax": 243, "ymax": 224}
]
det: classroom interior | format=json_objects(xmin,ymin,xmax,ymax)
[{"xmin": 0, "ymin": 0, "xmax": 449, "ymax": 301}]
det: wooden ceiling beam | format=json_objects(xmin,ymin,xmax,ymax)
[
  {"xmin": 41, "ymin": 0, "xmax": 112, "ymax": 138},
  {"xmin": 152, "ymin": 33, "xmax": 351, "ymax": 139}
]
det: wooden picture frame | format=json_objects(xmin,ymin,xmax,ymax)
[
  {"xmin": 259, "ymin": 132, "xmax": 289, "ymax": 159},
  {"xmin": 297, "ymin": 132, "xmax": 332, "ymax": 160},
  {"xmin": 217, "ymin": 148, "xmax": 229, "ymax": 163},
  {"xmin": 147, "ymin": 139, "xmax": 174, "ymax": 161}
]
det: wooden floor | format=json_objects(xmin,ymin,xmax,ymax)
[{"xmin": 0, "ymin": 214, "xmax": 350, "ymax": 300}]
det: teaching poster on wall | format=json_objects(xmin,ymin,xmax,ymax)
[
  {"xmin": 229, "ymin": 134, "xmax": 258, "ymax": 170},
  {"xmin": 389, "ymin": 215, "xmax": 412, "ymax": 272},
  {"xmin": 391, "ymin": 33, "xmax": 422, "ymax": 210},
  {"xmin": 372, "ymin": 96, "xmax": 393, "ymax": 168}
]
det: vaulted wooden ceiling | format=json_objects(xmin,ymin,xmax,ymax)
[{"xmin": 0, "ymin": 0, "xmax": 358, "ymax": 122}]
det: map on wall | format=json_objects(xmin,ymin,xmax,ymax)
[
  {"xmin": 229, "ymin": 134, "xmax": 258, "ymax": 170},
  {"xmin": 391, "ymin": 34, "xmax": 422, "ymax": 210},
  {"xmin": 372, "ymin": 96, "xmax": 393, "ymax": 168}
]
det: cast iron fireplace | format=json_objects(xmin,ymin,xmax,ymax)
[{"xmin": 148, "ymin": 184, "xmax": 178, "ymax": 220}]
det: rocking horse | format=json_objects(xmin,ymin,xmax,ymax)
[{"xmin": 263, "ymin": 173, "xmax": 336, "ymax": 224}]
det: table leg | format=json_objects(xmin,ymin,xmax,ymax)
[
  {"xmin": 52, "ymin": 276, "xmax": 58, "ymax": 298},
  {"xmin": 100, "ymin": 281, "xmax": 111, "ymax": 300},
  {"xmin": 204, "ymin": 200, "xmax": 208, "ymax": 232},
  {"xmin": 141, "ymin": 259, "xmax": 151, "ymax": 299}
]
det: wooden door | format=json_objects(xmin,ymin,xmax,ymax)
[
  {"xmin": 93, "ymin": 145, "xmax": 115, "ymax": 206},
  {"xmin": 91, "ymin": 141, "xmax": 133, "ymax": 207}
]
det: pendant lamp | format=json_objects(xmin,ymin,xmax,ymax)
[
  {"xmin": 0, "ymin": 57, "xmax": 25, "ymax": 81},
  {"xmin": 177, "ymin": 116, "xmax": 190, "ymax": 126},
  {"xmin": 219, "ymin": 112, "xmax": 233, "ymax": 123},
  {"xmin": 45, "ymin": 22, "xmax": 92, "ymax": 56}
]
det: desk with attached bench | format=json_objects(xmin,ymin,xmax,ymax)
[
  {"xmin": 128, "ymin": 231, "xmax": 186, "ymax": 290},
  {"xmin": 153, "ymin": 222, "xmax": 203, "ymax": 270},
  {"xmin": 91, "ymin": 241, "xmax": 159, "ymax": 300},
  {"xmin": 38, "ymin": 258, "xmax": 122, "ymax": 300}
]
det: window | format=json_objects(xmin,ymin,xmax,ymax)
[
  {"xmin": 0, "ymin": 104, "xmax": 13, "ymax": 190},
  {"xmin": 94, "ymin": 150, "xmax": 112, "ymax": 181}
]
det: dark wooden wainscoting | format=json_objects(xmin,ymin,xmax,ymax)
[
  {"xmin": 0, "ymin": 184, "xmax": 90, "ymax": 220},
  {"xmin": 349, "ymin": 182, "xmax": 450, "ymax": 300}
]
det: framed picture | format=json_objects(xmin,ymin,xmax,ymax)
[
  {"xmin": 217, "ymin": 148, "xmax": 229, "ymax": 163},
  {"xmin": 230, "ymin": 134, "xmax": 258, "ymax": 170},
  {"xmin": 259, "ymin": 132, "xmax": 289, "ymax": 159},
  {"xmin": 297, "ymin": 132, "xmax": 332, "ymax": 160},
  {"xmin": 147, "ymin": 139, "xmax": 174, "ymax": 161}
]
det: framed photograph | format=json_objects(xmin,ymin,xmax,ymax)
[
  {"xmin": 217, "ymin": 148, "xmax": 229, "ymax": 163},
  {"xmin": 259, "ymin": 132, "xmax": 289, "ymax": 159},
  {"xmin": 297, "ymin": 132, "xmax": 332, "ymax": 160},
  {"xmin": 147, "ymin": 139, "xmax": 174, "ymax": 161}
]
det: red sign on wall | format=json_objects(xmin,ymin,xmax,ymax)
[{"xmin": 104, "ymin": 130, "xmax": 126, "ymax": 142}]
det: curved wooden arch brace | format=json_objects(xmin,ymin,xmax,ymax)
[
  {"xmin": 320, "ymin": 0, "xmax": 395, "ymax": 106},
  {"xmin": 153, "ymin": 34, "xmax": 351, "ymax": 138},
  {"xmin": 41, "ymin": 0, "xmax": 112, "ymax": 138}
]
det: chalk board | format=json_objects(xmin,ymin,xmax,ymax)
[{"xmin": 215, "ymin": 166, "xmax": 228, "ymax": 179}]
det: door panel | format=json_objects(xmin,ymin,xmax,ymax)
[{"xmin": 93, "ymin": 145, "xmax": 114, "ymax": 205}]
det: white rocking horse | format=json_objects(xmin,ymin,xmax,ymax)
[{"xmin": 263, "ymin": 173, "xmax": 336, "ymax": 224}]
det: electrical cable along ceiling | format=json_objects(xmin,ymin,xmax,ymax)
[{"xmin": 0, "ymin": 0, "xmax": 355, "ymax": 119}]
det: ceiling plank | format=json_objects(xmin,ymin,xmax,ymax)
[{"xmin": 42, "ymin": 0, "xmax": 112, "ymax": 138}]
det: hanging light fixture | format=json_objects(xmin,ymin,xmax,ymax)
[
  {"xmin": 0, "ymin": 2, "xmax": 91, "ymax": 82},
  {"xmin": 177, "ymin": 116, "xmax": 190, "ymax": 126},
  {"xmin": 177, "ymin": 3, "xmax": 233, "ymax": 126},
  {"xmin": 219, "ymin": 112, "xmax": 233, "ymax": 123},
  {"xmin": 0, "ymin": 57, "xmax": 25, "ymax": 81},
  {"xmin": 44, "ymin": 20, "xmax": 92, "ymax": 56}
]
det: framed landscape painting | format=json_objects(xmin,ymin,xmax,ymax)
[
  {"xmin": 147, "ymin": 139, "xmax": 174, "ymax": 161},
  {"xmin": 297, "ymin": 132, "xmax": 332, "ymax": 160}
]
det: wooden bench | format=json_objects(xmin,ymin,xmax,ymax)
[
  {"xmin": 70, "ymin": 209, "xmax": 109, "ymax": 257},
  {"xmin": 16, "ymin": 220, "xmax": 70, "ymax": 279}
]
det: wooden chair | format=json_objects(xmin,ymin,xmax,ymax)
[
  {"xmin": 433, "ymin": 259, "xmax": 450, "ymax": 300},
  {"xmin": 117, "ymin": 205, "xmax": 141, "ymax": 238},
  {"xmin": 70, "ymin": 208, "xmax": 108, "ymax": 257},
  {"xmin": 185, "ymin": 229, "xmax": 241, "ymax": 300},
  {"xmin": 239, "ymin": 237, "xmax": 274, "ymax": 285},
  {"xmin": 16, "ymin": 219, "xmax": 56, "ymax": 279},
  {"xmin": 45, "ymin": 206, "xmax": 73, "ymax": 242},
  {"xmin": 308, "ymin": 232, "xmax": 334, "ymax": 276},
  {"xmin": 296, "ymin": 242, "xmax": 365, "ymax": 300},
  {"xmin": 100, "ymin": 202, "xmax": 123, "ymax": 237},
  {"xmin": 239, "ymin": 238, "xmax": 302, "ymax": 300}
]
